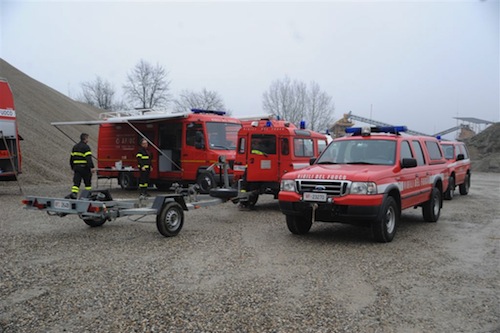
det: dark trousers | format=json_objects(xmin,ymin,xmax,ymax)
[
  {"xmin": 72, "ymin": 166, "xmax": 92, "ymax": 193},
  {"xmin": 139, "ymin": 169, "xmax": 150, "ymax": 193}
]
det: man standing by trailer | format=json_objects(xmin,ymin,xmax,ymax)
[
  {"xmin": 136, "ymin": 138, "xmax": 153, "ymax": 197},
  {"xmin": 68, "ymin": 133, "xmax": 95, "ymax": 199}
]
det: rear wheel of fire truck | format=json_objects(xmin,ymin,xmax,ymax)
[
  {"xmin": 286, "ymin": 214, "xmax": 312, "ymax": 235},
  {"xmin": 119, "ymin": 172, "xmax": 137, "ymax": 190},
  {"xmin": 82, "ymin": 217, "xmax": 107, "ymax": 227},
  {"xmin": 459, "ymin": 173, "xmax": 470, "ymax": 195},
  {"xmin": 444, "ymin": 176, "xmax": 455, "ymax": 200},
  {"xmin": 156, "ymin": 202, "xmax": 184, "ymax": 237},
  {"xmin": 372, "ymin": 196, "xmax": 399, "ymax": 243},
  {"xmin": 422, "ymin": 186, "xmax": 441, "ymax": 222},
  {"xmin": 196, "ymin": 171, "xmax": 216, "ymax": 194}
]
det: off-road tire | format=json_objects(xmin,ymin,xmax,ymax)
[
  {"xmin": 459, "ymin": 173, "xmax": 470, "ymax": 195},
  {"xmin": 423, "ymin": 187, "xmax": 441, "ymax": 222},
  {"xmin": 286, "ymin": 214, "xmax": 312, "ymax": 235},
  {"xmin": 372, "ymin": 196, "xmax": 399, "ymax": 243},
  {"xmin": 444, "ymin": 176, "xmax": 455, "ymax": 200}
]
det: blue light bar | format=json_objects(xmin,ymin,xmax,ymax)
[
  {"xmin": 265, "ymin": 121, "xmax": 273, "ymax": 127},
  {"xmin": 300, "ymin": 120, "xmax": 306, "ymax": 129},
  {"xmin": 376, "ymin": 126, "xmax": 407, "ymax": 133},
  {"xmin": 191, "ymin": 109, "xmax": 226, "ymax": 116},
  {"xmin": 345, "ymin": 126, "xmax": 407, "ymax": 135}
]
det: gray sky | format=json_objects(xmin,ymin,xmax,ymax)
[{"xmin": 2, "ymin": 0, "xmax": 499, "ymax": 138}]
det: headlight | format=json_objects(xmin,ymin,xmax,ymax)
[
  {"xmin": 281, "ymin": 180, "xmax": 297, "ymax": 192},
  {"xmin": 350, "ymin": 182, "xmax": 377, "ymax": 195}
]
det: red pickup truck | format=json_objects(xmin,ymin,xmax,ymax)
[
  {"xmin": 278, "ymin": 126, "xmax": 449, "ymax": 243},
  {"xmin": 440, "ymin": 141, "xmax": 471, "ymax": 200}
]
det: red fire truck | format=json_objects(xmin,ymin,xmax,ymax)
[
  {"xmin": 0, "ymin": 78, "xmax": 22, "ymax": 181},
  {"xmin": 231, "ymin": 118, "xmax": 329, "ymax": 208},
  {"xmin": 278, "ymin": 126, "xmax": 449, "ymax": 242},
  {"xmin": 53, "ymin": 109, "xmax": 241, "ymax": 193}
]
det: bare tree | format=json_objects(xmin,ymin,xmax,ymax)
[
  {"xmin": 123, "ymin": 59, "xmax": 171, "ymax": 109},
  {"xmin": 305, "ymin": 81, "xmax": 335, "ymax": 131},
  {"xmin": 262, "ymin": 77, "xmax": 334, "ymax": 130},
  {"xmin": 79, "ymin": 76, "xmax": 116, "ymax": 110},
  {"xmin": 262, "ymin": 76, "xmax": 307, "ymax": 125},
  {"xmin": 173, "ymin": 88, "xmax": 227, "ymax": 113}
]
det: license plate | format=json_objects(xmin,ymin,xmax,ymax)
[
  {"xmin": 303, "ymin": 192, "xmax": 327, "ymax": 202},
  {"xmin": 54, "ymin": 200, "xmax": 71, "ymax": 210}
]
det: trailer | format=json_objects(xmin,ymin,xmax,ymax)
[{"xmin": 22, "ymin": 159, "xmax": 238, "ymax": 237}]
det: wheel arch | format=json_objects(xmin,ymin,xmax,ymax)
[{"xmin": 382, "ymin": 184, "xmax": 402, "ymax": 209}]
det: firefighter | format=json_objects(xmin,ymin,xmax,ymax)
[
  {"xmin": 136, "ymin": 138, "xmax": 153, "ymax": 197},
  {"xmin": 68, "ymin": 133, "xmax": 95, "ymax": 199}
]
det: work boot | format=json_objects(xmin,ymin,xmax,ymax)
[{"xmin": 65, "ymin": 193, "xmax": 77, "ymax": 199}]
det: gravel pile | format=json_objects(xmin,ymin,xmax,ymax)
[{"xmin": 1, "ymin": 173, "xmax": 500, "ymax": 332}]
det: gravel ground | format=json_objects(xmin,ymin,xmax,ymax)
[{"xmin": 1, "ymin": 172, "xmax": 499, "ymax": 333}]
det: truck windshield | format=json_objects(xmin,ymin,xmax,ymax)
[
  {"xmin": 206, "ymin": 122, "xmax": 241, "ymax": 150},
  {"xmin": 317, "ymin": 139, "xmax": 396, "ymax": 165}
]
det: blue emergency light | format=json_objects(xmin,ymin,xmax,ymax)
[
  {"xmin": 265, "ymin": 121, "xmax": 273, "ymax": 127},
  {"xmin": 191, "ymin": 109, "xmax": 226, "ymax": 116},
  {"xmin": 300, "ymin": 120, "xmax": 306, "ymax": 129},
  {"xmin": 346, "ymin": 126, "xmax": 407, "ymax": 136}
]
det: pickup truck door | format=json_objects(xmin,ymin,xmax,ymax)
[{"xmin": 398, "ymin": 140, "xmax": 428, "ymax": 209}]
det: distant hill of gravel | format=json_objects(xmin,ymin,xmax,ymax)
[{"xmin": 1, "ymin": 58, "xmax": 101, "ymax": 185}]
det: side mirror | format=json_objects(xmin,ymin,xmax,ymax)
[
  {"xmin": 401, "ymin": 158, "xmax": 417, "ymax": 168},
  {"xmin": 195, "ymin": 142, "xmax": 205, "ymax": 149},
  {"xmin": 309, "ymin": 157, "xmax": 317, "ymax": 165},
  {"xmin": 456, "ymin": 153, "xmax": 464, "ymax": 161}
]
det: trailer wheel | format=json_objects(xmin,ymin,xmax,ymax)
[
  {"xmin": 196, "ymin": 171, "xmax": 215, "ymax": 194},
  {"xmin": 156, "ymin": 202, "xmax": 184, "ymax": 237},
  {"xmin": 119, "ymin": 172, "xmax": 137, "ymax": 190},
  {"xmin": 83, "ymin": 217, "xmax": 107, "ymax": 227}
]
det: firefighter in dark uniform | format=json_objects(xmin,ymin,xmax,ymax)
[
  {"xmin": 136, "ymin": 138, "xmax": 153, "ymax": 197},
  {"xmin": 69, "ymin": 133, "xmax": 95, "ymax": 199}
]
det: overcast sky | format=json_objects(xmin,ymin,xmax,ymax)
[{"xmin": 2, "ymin": 0, "xmax": 499, "ymax": 138}]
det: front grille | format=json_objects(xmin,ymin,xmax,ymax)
[{"xmin": 297, "ymin": 179, "xmax": 350, "ymax": 197}]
